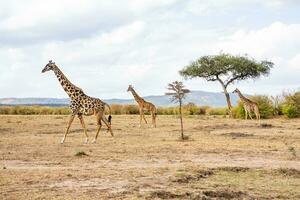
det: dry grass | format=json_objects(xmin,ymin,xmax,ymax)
[{"xmin": 0, "ymin": 115, "xmax": 300, "ymax": 199}]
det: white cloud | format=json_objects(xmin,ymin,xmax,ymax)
[
  {"xmin": 0, "ymin": 1, "xmax": 300, "ymax": 98},
  {"xmin": 289, "ymin": 53, "xmax": 300, "ymax": 68},
  {"xmin": 214, "ymin": 22, "xmax": 300, "ymax": 59},
  {"xmin": 207, "ymin": 22, "xmax": 300, "ymax": 94},
  {"xmin": 99, "ymin": 21, "xmax": 145, "ymax": 44}
]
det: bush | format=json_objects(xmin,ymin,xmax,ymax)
[
  {"xmin": 121, "ymin": 105, "xmax": 139, "ymax": 114},
  {"xmin": 282, "ymin": 104, "xmax": 299, "ymax": 118},
  {"xmin": 232, "ymin": 95, "xmax": 275, "ymax": 119},
  {"xmin": 281, "ymin": 92, "xmax": 300, "ymax": 118},
  {"xmin": 199, "ymin": 106, "xmax": 210, "ymax": 115},
  {"xmin": 231, "ymin": 101, "xmax": 245, "ymax": 119},
  {"xmin": 206, "ymin": 107, "xmax": 228, "ymax": 115},
  {"xmin": 182, "ymin": 103, "xmax": 204, "ymax": 115}
]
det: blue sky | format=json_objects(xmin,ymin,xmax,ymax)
[{"xmin": 0, "ymin": 0, "xmax": 300, "ymax": 99}]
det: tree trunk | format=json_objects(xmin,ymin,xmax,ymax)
[
  {"xmin": 217, "ymin": 78, "xmax": 233, "ymax": 117},
  {"xmin": 179, "ymin": 99, "xmax": 184, "ymax": 140}
]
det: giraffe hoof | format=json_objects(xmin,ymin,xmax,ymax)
[
  {"xmin": 60, "ymin": 138, "xmax": 65, "ymax": 144},
  {"xmin": 92, "ymin": 139, "xmax": 96, "ymax": 144},
  {"xmin": 84, "ymin": 138, "xmax": 89, "ymax": 144}
]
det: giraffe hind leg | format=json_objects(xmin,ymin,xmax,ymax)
[
  {"xmin": 102, "ymin": 116, "xmax": 113, "ymax": 137},
  {"xmin": 151, "ymin": 111, "xmax": 156, "ymax": 128},
  {"xmin": 93, "ymin": 112, "xmax": 103, "ymax": 144},
  {"xmin": 249, "ymin": 109, "xmax": 253, "ymax": 120},
  {"xmin": 255, "ymin": 106, "xmax": 260, "ymax": 120}
]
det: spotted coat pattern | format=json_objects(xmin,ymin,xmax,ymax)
[
  {"xmin": 42, "ymin": 61, "xmax": 113, "ymax": 144},
  {"xmin": 53, "ymin": 68, "xmax": 106, "ymax": 116},
  {"xmin": 127, "ymin": 85, "xmax": 157, "ymax": 127},
  {"xmin": 234, "ymin": 88, "xmax": 260, "ymax": 120}
]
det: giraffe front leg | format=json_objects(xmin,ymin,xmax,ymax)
[
  {"xmin": 78, "ymin": 114, "xmax": 89, "ymax": 144},
  {"xmin": 142, "ymin": 113, "xmax": 148, "ymax": 124},
  {"xmin": 61, "ymin": 114, "xmax": 75, "ymax": 144},
  {"xmin": 244, "ymin": 109, "xmax": 248, "ymax": 120},
  {"xmin": 139, "ymin": 109, "xmax": 143, "ymax": 128}
]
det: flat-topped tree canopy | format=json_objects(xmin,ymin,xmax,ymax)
[{"xmin": 179, "ymin": 53, "xmax": 274, "ymax": 112}]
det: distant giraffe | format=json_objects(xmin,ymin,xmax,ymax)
[
  {"xmin": 42, "ymin": 60, "xmax": 113, "ymax": 144},
  {"xmin": 233, "ymin": 88, "xmax": 260, "ymax": 120},
  {"xmin": 127, "ymin": 85, "xmax": 157, "ymax": 127}
]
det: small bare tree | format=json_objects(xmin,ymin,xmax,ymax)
[{"xmin": 165, "ymin": 81, "xmax": 190, "ymax": 140}]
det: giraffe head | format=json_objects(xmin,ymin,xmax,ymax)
[
  {"xmin": 42, "ymin": 60, "xmax": 57, "ymax": 73},
  {"xmin": 127, "ymin": 85, "xmax": 133, "ymax": 92},
  {"xmin": 232, "ymin": 88, "xmax": 240, "ymax": 93}
]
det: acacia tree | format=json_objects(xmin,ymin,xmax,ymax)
[
  {"xmin": 165, "ymin": 81, "xmax": 190, "ymax": 140},
  {"xmin": 180, "ymin": 54, "xmax": 273, "ymax": 114}
]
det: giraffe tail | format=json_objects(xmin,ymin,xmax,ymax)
[{"xmin": 104, "ymin": 103, "xmax": 112, "ymax": 124}]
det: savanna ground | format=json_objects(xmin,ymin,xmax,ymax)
[{"xmin": 0, "ymin": 115, "xmax": 300, "ymax": 199}]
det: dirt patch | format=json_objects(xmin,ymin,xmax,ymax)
[
  {"xmin": 216, "ymin": 166, "xmax": 250, "ymax": 173},
  {"xmin": 75, "ymin": 151, "xmax": 89, "ymax": 157},
  {"xmin": 203, "ymin": 189, "xmax": 246, "ymax": 199},
  {"xmin": 221, "ymin": 132, "xmax": 253, "ymax": 138},
  {"xmin": 49, "ymin": 178, "xmax": 129, "ymax": 193},
  {"xmin": 260, "ymin": 123, "xmax": 273, "ymax": 128},
  {"xmin": 3, "ymin": 160, "xmax": 64, "ymax": 170},
  {"xmin": 148, "ymin": 190, "xmax": 200, "ymax": 199},
  {"xmin": 0, "ymin": 128, "xmax": 11, "ymax": 133},
  {"xmin": 274, "ymin": 168, "xmax": 300, "ymax": 178},
  {"xmin": 172, "ymin": 169, "xmax": 214, "ymax": 183}
]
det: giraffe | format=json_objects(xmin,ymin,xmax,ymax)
[
  {"xmin": 42, "ymin": 60, "xmax": 113, "ymax": 144},
  {"xmin": 232, "ymin": 88, "xmax": 260, "ymax": 120},
  {"xmin": 127, "ymin": 85, "xmax": 157, "ymax": 128}
]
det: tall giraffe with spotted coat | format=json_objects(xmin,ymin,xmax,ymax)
[
  {"xmin": 42, "ymin": 60, "xmax": 113, "ymax": 144},
  {"xmin": 127, "ymin": 85, "xmax": 157, "ymax": 127},
  {"xmin": 233, "ymin": 88, "xmax": 260, "ymax": 120}
]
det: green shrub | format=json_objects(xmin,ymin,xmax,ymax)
[
  {"xmin": 231, "ymin": 101, "xmax": 245, "ymax": 119},
  {"xmin": 232, "ymin": 95, "xmax": 275, "ymax": 119},
  {"xmin": 206, "ymin": 107, "xmax": 228, "ymax": 115},
  {"xmin": 199, "ymin": 106, "xmax": 210, "ymax": 115},
  {"xmin": 281, "ymin": 92, "xmax": 300, "ymax": 118},
  {"xmin": 121, "ymin": 104, "xmax": 139, "ymax": 114},
  {"xmin": 282, "ymin": 104, "xmax": 299, "ymax": 118}
]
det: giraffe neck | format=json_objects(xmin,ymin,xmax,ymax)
[
  {"xmin": 130, "ymin": 88, "xmax": 143, "ymax": 103},
  {"xmin": 53, "ymin": 66, "xmax": 82, "ymax": 99},
  {"xmin": 237, "ymin": 91, "xmax": 249, "ymax": 102}
]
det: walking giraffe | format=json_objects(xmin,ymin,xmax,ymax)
[
  {"xmin": 233, "ymin": 88, "xmax": 260, "ymax": 120},
  {"xmin": 127, "ymin": 85, "xmax": 157, "ymax": 127},
  {"xmin": 42, "ymin": 60, "xmax": 113, "ymax": 144}
]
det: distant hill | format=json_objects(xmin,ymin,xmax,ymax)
[{"xmin": 0, "ymin": 90, "xmax": 239, "ymax": 107}]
